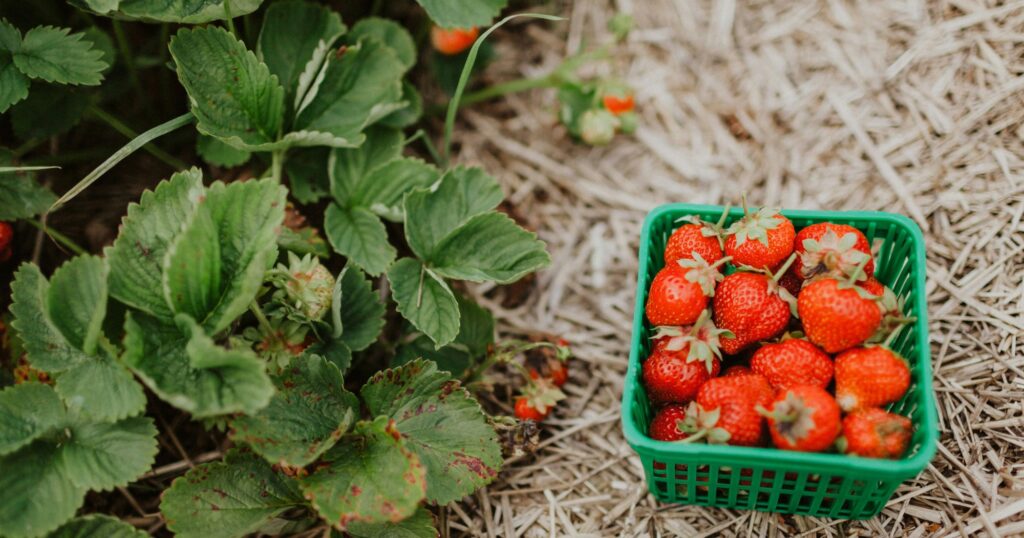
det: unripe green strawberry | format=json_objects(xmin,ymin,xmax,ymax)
[
  {"xmin": 750, "ymin": 338, "xmax": 833, "ymax": 391},
  {"xmin": 274, "ymin": 253, "xmax": 335, "ymax": 321},
  {"xmin": 834, "ymin": 346, "xmax": 910, "ymax": 412},
  {"xmin": 798, "ymin": 277, "xmax": 881, "ymax": 353},
  {"xmin": 795, "ymin": 223, "xmax": 874, "ymax": 280},
  {"xmin": 762, "ymin": 385, "xmax": 840, "ymax": 452},
  {"xmin": 580, "ymin": 109, "xmax": 618, "ymax": 146},
  {"xmin": 838, "ymin": 408, "xmax": 912, "ymax": 459},
  {"xmin": 724, "ymin": 204, "xmax": 795, "ymax": 270}
]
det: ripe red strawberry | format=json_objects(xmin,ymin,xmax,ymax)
[
  {"xmin": 712, "ymin": 258, "xmax": 797, "ymax": 354},
  {"xmin": 694, "ymin": 374, "xmax": 774, "ymax": 446},
  {"xmin": 797, "ymin": 277, "xmax": 881, "ymax": 353},
  {"xmin": 645, "ymin": 254, "xmax": 727, "ymax": 326},
  {"xmin": 761, "ymin": 385, "xmax": 840, "ymax": 452},
  {"xmin": 0, "ymin": 222, "xmax": 12, "ymax": 251},
  {"xmin": 664, "ymin": 223, "xmax": 724, "ymax": 268},
  {"xmin": 723, "ymin": 365, "xmax": 752, "ymax": 377},
  {"xmin": 724, "ymin": 204, "xmax": 795, "ymax": 270},
  {"xmin": 839, "ymin": 408, "xmax": 912, "ymax": 459},
  {"xmin": 834, "ymin": 346, "xmax": 910, "ymax": 412},
  {"xmin": 431, "ymin": 26, "xmax": 479, "ymax": 55},
  {"xmin": 649, "ymin": 404, "xmax": 692, "ymax": 441},
  {"xmin": 515, "ymin": 379, "xmax": 565, "ymax": 422},
  {"xmin": 603, "ymin": 93, "xmax": 635, "ymax": 115},
  {"xmin": 795, "ymin": 223, "xmax": 874, "ymax": 280},
  {"xmin": 644, "ymin": 314, "xmax": 728, "ymax": 403},
  {"xmin": 750, "ymin": 338, "xmax": 833, "ymax": 391}
]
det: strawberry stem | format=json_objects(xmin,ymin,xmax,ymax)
[
  {"xmin": 714, "ymin": 203, "xmax": 732, "ymax": 229},
  {"xmin": 740, "ymin": 194, "xmax": 750, "ymax": 218},
  {"xmin": 843, "ymin": 256, "xmax": 870, "ymax": 287},
  {"xmin": 771, "ymin": 253, "xmax": 798, "ymax": 283},
  {"xmin": 881, "ymin": 323, "xmax": 906, "ymax": 348}
]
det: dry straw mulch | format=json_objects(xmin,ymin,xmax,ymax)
[{"xmin": 448, "ymin": 0, "xmax": 1024, "ymax": 536}]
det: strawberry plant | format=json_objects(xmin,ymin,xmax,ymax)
[{"xmin": 0, "ymin": 1, "xmax": 561, "ymax": 536}]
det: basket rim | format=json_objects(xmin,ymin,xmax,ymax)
[{"xmin": 620, "ymin": 203, "xmax": 939, "ymax": 479}]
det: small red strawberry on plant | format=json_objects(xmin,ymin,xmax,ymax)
[
  {"xmin": 645, "ymin": 254, "xmax": 729, "ymax": 326},
  {"xmin": 834, "ymin": 344, "xmax": 910, "ymax": 412},
  {"xmin": 691, "ymin": 374, "xmax": 774, "ymax": 446},
  {"xmin": 797, "ymin": 262, "xmax": 882, "ymax": 353},
  {"xmin": 760, "ymin": 385, "xmax": 841, "ymax": 452},
  {"xmin": 750, "ymin": 336, "xmax": 833, "ymax": 391},
  {"xmin": 664, "ymin": 207, "xmax": 729, "ymax": 267},
  {"xmin": 0, "ymin": 222, "xmax": 12, "ymax": 262},
  {"xmin": 431, "ymin": 26, "xmax": 479, "ymax": 55},
  {"xmin": 838, "ymin": 408, "xmax": 912, "ymax": 459},
  {"xmin": 795, "ymin": 223, "xmax": 874, "ymax": 280},
  {"xmin": 529, "ymin": 357, "xmax": 568, "ymax": 387},
  {"xmin": 712, "ymin": 254, "xmax": 798, "ymax": 354},
  {"xmin": 724, "ymin": 200, "xmax": 795, "ymax": 270},
  {"xmin": 514, "ymin": 378, "xmax": 565, "ymax": 422},
  {"xmin": 602, "ymin": 88, "xmax": 634, "ymax": 115},
  {"xmin": 644, "ymin": 312, "xmax": 729, "ymax": 403}
]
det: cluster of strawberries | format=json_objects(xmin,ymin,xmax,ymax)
[{"xmin": 643, "ymin": 203, "xmax": 914, "ymax": 459}]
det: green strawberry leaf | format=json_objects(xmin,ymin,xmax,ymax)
[
  {"xmin": 230, "ymin": 354, "xmax": 359, "ymax": 467},
  {"xmin": 80, "ymin": 27, "xmax": 115, "ymax": 74},
  {"xmin": 106, "ymin": 169, "xmax": 205, "ymax": 321},
  {"xmin": 10, "ymin": 260, "xmax": 146, "ymax": 421},
  {"xmin": 0, "ymin": 441, "xmax": 85, "ymax": 538},
  {"xmin": 197, "ymin": 134, "xmax": 252, "ymax": 168},
  {"xmin": 299, "ymin": 416, "xmax": 427, "ymax": 530},
  {"xmin": 324, "ymin": 205, "xmax": 396, "ymax": 277},
  {"xmin": 170, "ymin": 26, "xmax": 284, "ymax": 151},
  {"xmin": 10, "ymin": 84, "xmax": 90, "ymax": 140},
  {"xmin": 161, "ymin": 449, "xmax": 306, "ymax": 538},
  {"xmin": 0, "ymin": 383, "xmax": 65, "ymax": 456},
  {"xmin": 59, "ymin": 416, "xmax": 159, "ymax": 491},
  {"xmin": 285, "ymin": 147, "xmax": 331, "ymax": 203},
  {"xmin": 362, "ymin": 359, "xmax": 501, "ymax": 503},
  {"xmin": 49, "ymin": 515, "xmax": 148, "ymax": 538},
  {"xmin": 453, "ymin": 293, "xmax": 495, "ymax": 358},
  {"xmin": 346, "ymin": 506, "xmax": 438, "ymax": 538},
  {"xmin": 403, "ymin": 167, "xmax": 503, "ymax": 260},
  {"xmin": 347, "ymin": 17, "xmax": 416, "ymax": 72},
  {"xmin": 329, "ymin": 126, "xmax": 405, "ymax": 205},
  {"xmin": 71, "ymin": 0, "xmax": 264, "ymax": 24},
  {"xmin": 429, "ymin": 212, "xmax": 550, "ymax": 283},
  {"xmin": 416, "ymin": 0, "xmax": 508, "ymax": 28},
  {"xmin": 307, "ymin": 339, "xmax": 353, "ymax": 373},
  {"xmin": 378, "ymin": 80, "xmax": 423, "ymax": 129},
  {"xmin": 278, "ymin": 224, "xmax": 331, "ymax": 259},
  {"xmin": 0, "ymin": 150, "xmax": 57, "ymax": 220},
  {"xmin": 393, "ymin": 335, "xmax": 471, "ymax": 376},
  {"xmin": 0, "ymin": 21, "xmax": 29, "ymax": 113},
  {"xmin": 13, "ymin": 25, "xmax": 108, "ymax": 85},
  {"xmin": 162, "ymin": 205, "xmax": 223, "ymax": 325},
  {"xmin": 292, "ymin": 39, "xmax": 406, "ymax": 148},
  {"xmin": 335, "ymin": 266, "xmax": 386, "ymax": 352},
  {"xmin": 123, "ymin": 313, "xmax": 273, "ymax": 417},
  {"xmin": 387, "ymin": 258, "xmax": 460, "ymax": 348},
  {"xmin": 353, "ymin": 158, "xmax": 439, "ymax": 222},
  {"xmin": 257, "ymin": 0, "xmax": 346, "ymax": 107}
]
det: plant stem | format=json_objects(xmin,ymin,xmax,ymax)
[
  {"xmin": 249, "ymin": 301, "xmax": 275, "ymax": 336},
  {"xmin": 407, "ymin": 129, "xmax": 443, "ymax": 166},
  {"xmin": 90, "ymin": 106, "xmax": 189, "ymax": 170},
  {"xmin": 51, "ymin": 112, "xmax": 195, "ymax": 213},
  {"xmin": 25, "ymin": 219, "xmax": 87, "ymax": 256},
  {"xmin": 224, "ymin": 0, "xmax": 239, "ymax": 39},
  {"xmin": 112, "ymin": 20, "xmax": 144, "ymax": 97},
  {"xmin": 457, "ymin": 73, "xmax": 558, "ymax": 107},
  {"xmin": 271, "ymin": 150, "xmax": 286, "ymax": 183}
]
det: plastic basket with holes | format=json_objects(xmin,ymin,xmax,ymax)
[{"xmin": 620, "ymin": 203, "xmax": 938, "ymax": 519}]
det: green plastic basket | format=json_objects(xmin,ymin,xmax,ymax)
[{"xmin": 621, "ymin": 204, "xmax": 938, "ymax": 520}]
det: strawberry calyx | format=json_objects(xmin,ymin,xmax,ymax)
[
  {"xmin": 799, "ymin": 229, "xmax": 872, "ymax": 280},
  {"xmin": 868, "ymin": 287, "xmax": 916, "ymax": 343},
  {"xmin": 728, "ymin": 197, "xmax": 783, "ymax": 248},
  {"xmin": 671, "ymin": 402, "xmax": 731, "ymax": 444},
  {"xmin": 733, "ymin": 253, "xmax": 800, "ymax": 317},
  {"xmin": 676, "ymin": 203, "xmax": 732, "ymax": 249},
  {"xmin": 652, "ymin": 310, "xmax": 732, "ymax": 372},
  {"xmin": 757, "ymin": 391, "xmax": 816, "ymax": 446},
  {"xmin": 519, "ymin": 378, "xmax": 566, "ymax": 415},
  {"xmin": 677, "ymin": 253, "xmax": 731, "ymax": 296}
]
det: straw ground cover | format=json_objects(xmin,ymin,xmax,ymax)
[{"xmin": 447, "ymin": 0, "xmax": 1024, "ymax": 535}]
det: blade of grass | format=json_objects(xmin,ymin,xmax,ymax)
[
  {"xmin": 0, "ymin": 166, "xmax": 60, "ymax": 173},
  {"xmin": 89, "ymin": 106, "xmax": 190, "ymax": 170},
  {"xmin": 442, "ymin": 12, "xmax": 564, "ymax": 166},
  {"xmin": 50, "ymin": 112, "xmax": 195, "ymax": 213}
]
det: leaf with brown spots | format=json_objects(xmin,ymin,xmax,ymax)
[
  {"xmin": 160, "ymin": 449, "xmax": 305, "ymax": 538},
  {"xmin": 230, "ymin": 354, "xmax": 359, "ymax": 467},
  {"xmin": 362, "ymin": 359, "xmax": 502, "ymax": 504},
  {"xmin": 299, "ymin": 417, "xmax": 426, "ymax": 530}
]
